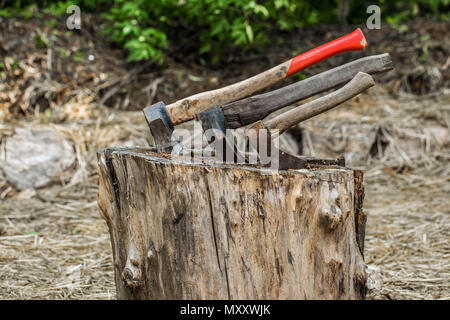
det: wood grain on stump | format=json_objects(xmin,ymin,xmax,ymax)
[{"xmin": 97, "ymin": 147, "xmax": 367, "ymax": 300}]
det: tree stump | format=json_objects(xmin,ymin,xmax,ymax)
[{"xmin": 97, "ymin": 147, "xmax": 367, "ymax": 300}]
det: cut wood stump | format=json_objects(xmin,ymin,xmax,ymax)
[{"xmin": 97, "ymin": 147, "xmax": 367, "ymax": 300}]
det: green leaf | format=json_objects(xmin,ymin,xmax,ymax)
[
  {"xmin": 245, "ymin": 24, "xmax": 254, "ymax": 43},
  {"xmin": 210, "ymin": 18, "xmax": 228, "ymax": 36},
  {"xmin": 73, "ymin": 51, "xmax": 84, "ymax": 62},
  {"xmin": 124, "ymin": 39, "xmax": 143, "ymax": 50},
  {"xmin": 420, "ymin": 34, "xmax": 430, "ymax": 41},
  {"xmin": 199, "ymin": 43, "xmax": 212, "ymax": 54},
  {"xmin": 123, "ymin": 25, "xmax": 132, "ymax": 35},
  {"xmin": 0, "ymin": 9, "xmax": 13, "ymax": 18}
]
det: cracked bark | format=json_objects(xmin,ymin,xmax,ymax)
[{"xmin": 97, "ymin": 147, "xmax": 367, "ymax": 299}]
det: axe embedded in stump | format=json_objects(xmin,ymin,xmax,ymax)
[
  {"xmin": 247, "ymin": 72, "xmax": 375, "ymax": 170},
  {"xmin": 256, "ymin": 72, "xmax": 375, "ymax": 136},
  {"xmin": 208, "ymin": 72, "xmax": 375, "ymax": 169},
  {"xmin": 198, "ymin": 53, "xmax": 392, "ymax": 134},
  {"xmin": 144, "ymin": 29, "xmax": 367, "ymax": 152},
  {"xmin": 222, "ymin": 53, "xmax": 392, "ymax": 129}
]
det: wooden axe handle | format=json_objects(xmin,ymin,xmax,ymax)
[
  {"xmin": 223, "ymin": 53, "xmax": 393, "ymax": 128},
  {"xmin": 167, "ymin": 28, "xmax": 367, "ymax": 125},
  {"xmin": 264, "ymin": 72, "xmax": 374, "ymax": 134}
]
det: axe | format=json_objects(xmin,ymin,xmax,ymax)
[
  {"xmin": 144, "ymin": 28, "xmax": 367, "ymax": 152},
  {"xmin": 198, "ymin": 53, "xmax": 393, "ymax": 133},
  {"xmin": 213, "ymin": 72, "xmax": 375, "ymax": 169}
]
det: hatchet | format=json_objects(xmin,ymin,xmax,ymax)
[
  {"xmin": 144, "ymin": 28, "xmax": 367, "ymax": 152},
  {"xmin": 212, "ymin": 72, "xmax": 375, "ymax": 169},
  {"xmin": 198, "ymin": 53, "xmax": 393, "ymax": 134}
]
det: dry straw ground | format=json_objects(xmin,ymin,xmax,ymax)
[
  {"xmin": 0, "ymin": 93, "xmax": 448, "ymax": 300},
  {"xmin": 0, "ymin": 16, "xmax": 448, "ymax": 299}
]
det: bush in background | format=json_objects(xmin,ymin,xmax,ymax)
[{"xmin": 1, "ymin": 0, "xmax": 448, "ymax": 64}]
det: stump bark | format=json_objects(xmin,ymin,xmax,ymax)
[{"xmin": 97, "ymin": 147, "xmax": 367, "ymax": 300}]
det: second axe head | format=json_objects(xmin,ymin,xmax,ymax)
[
  {"xmin": 246, "ymin": 72, "xmax": 375, "ymax": 169},
  {"xmin": 143, "ymin": 29, "xmax": 367, "ymax": 153},
  {"xmin": 202, "ymin": 72, "xmax": 376, "ymax": 168}
]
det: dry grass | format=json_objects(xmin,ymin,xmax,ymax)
[
  {"xmin": 300, "ymin": 90, "xmax": 450, "ymax": 299},
  {"xmin": 364, "ymin": 171, "xmax": 449, "ymax": 300},
  {"xmin": 0, "ymin": 91, "xmax": 448, "ymax": 299},
  {"xmin": 0, "ymin": 103, "xmax": 147, "ymax": 299},
  {"xmin": 0, "ymin": 182, "xmax": 115, "ymax": 299}
]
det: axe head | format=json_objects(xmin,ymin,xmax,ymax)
[
  {"xmin": 197, "ymin": 106, "xmax": 226, "ymax": 140},
  {"xmin": 198, "ymin": 106, "xmax": 246, "ymax": 163},
  {"xmin": 143, "ymin": 101, "xmax": 177, "ymax": 153},
  {"xmin": 246, "ymin": 123, "xmax": 308, "ymax": 170}
]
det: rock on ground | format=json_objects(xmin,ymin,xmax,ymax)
[{"xmin": 1, "ymin": 127, "xmax": 74, "ymax": 190}]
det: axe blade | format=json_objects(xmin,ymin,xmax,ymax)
[
  {"xmin": 197, "ymin": 106, "xmax": 226, "ymax": 139},
  {"xmin": 143, "ymin": 102, "xmax": 177, "ymax": 153},
  {"xmin": 247, "ymin": 127, "xmax": 308, "ymax": 170},
  {"xmin": 274, "ymin": 150, "xmax": 308, "ymax": 170}
]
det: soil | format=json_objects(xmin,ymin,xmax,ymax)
[{"xmin": 0, "ymin": 14, "xmax": 448, "ymax": 299}]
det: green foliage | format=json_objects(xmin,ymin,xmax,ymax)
[
  {"xmin": 72, "ymin": 50, "xmax": 84, "ymax": 62},
  {"xmin": 183, "ymin": 0, "xmax": 274, "ymax": 61},
  {"xmin": 57, "ymin": 48, "xmax": 69, "ymax": 58},
  {"xmin": 1, "ymin": 0, "xmax": 449, "ymax": 65},
  {"xmin": 99, "ymin": 0, "xmax": 340, "ymax": 64},
  {"xmin": 102, "ymin": 0, "xmax": 450, "ymax": 64},
  {"xmin": 44, "ymin": 17, "xmax": 58, "ymax": 28},
  {"xmin": 21, "ymin": 4, "xmax": 41, "ymax": 20},
  {"xmin": 346, "ymin": 0, "xmax": 449, "ymax": 24},
  {"xmin": 43, "ymin": 1, "xmax": 81, "ymax": 16},
  {"xmin": 35, "ymin": 30, "xmax": 48, "ymax": 48},
  {"xmin": 0, "ymin": 9, "xmax": 13, "ymax": 18},
  {"xmin": 101, "ymin": 1, "xmax": 169, "ymax": 63}
]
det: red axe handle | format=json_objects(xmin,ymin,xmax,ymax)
[
  {"xmin": 167, "ymin": 28, "xmax": 367, "ymax": 125},
  {"xmin": 286, "ymin": 28, "xmax": 367, "ymax": 77}
]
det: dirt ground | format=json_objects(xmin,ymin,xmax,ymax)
[{"xmin": 0, "ymin": 15, "xmax": 448, "ymax": 299}]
